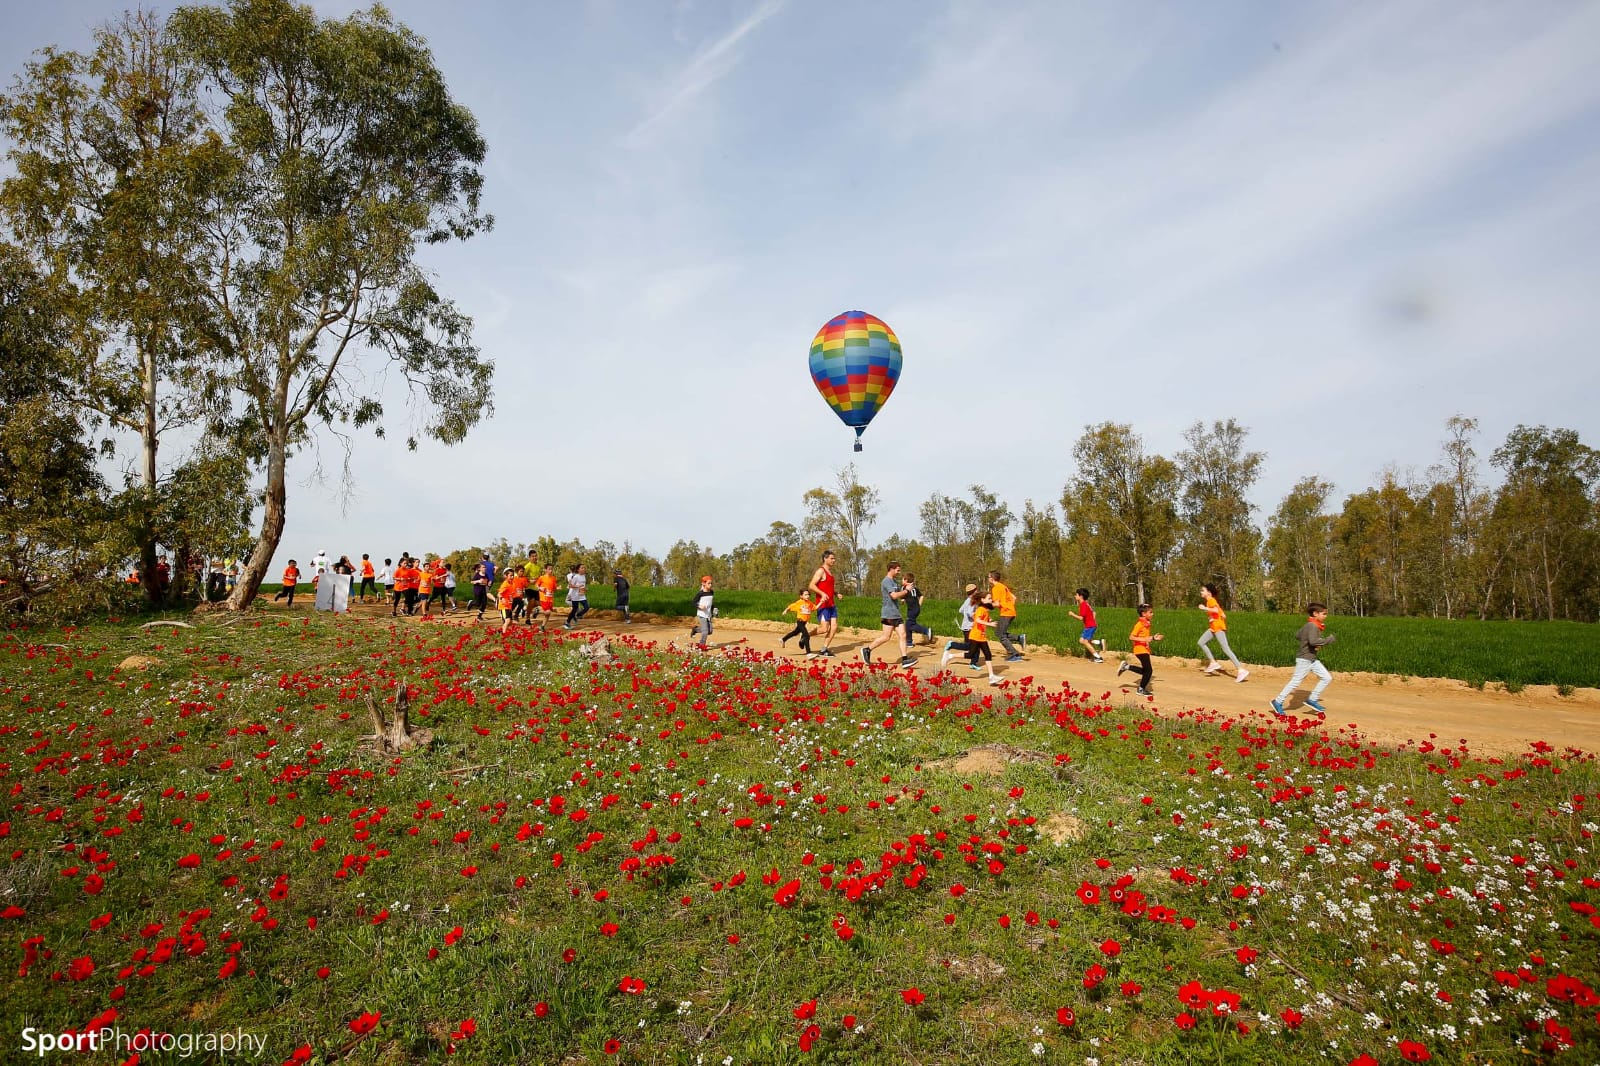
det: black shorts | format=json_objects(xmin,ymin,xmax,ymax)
[{"xmin": 880, "ymin": 618, "xmax": 902, "ymax": 628}]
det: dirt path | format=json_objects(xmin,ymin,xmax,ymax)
[{"xmin": 311, "ymin": 599, "xmax": 1600, "ymax": 759}]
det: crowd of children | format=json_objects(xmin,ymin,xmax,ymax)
[{"xmin": 268, "ymin": 544, "xmax": 1334, "ymax": 716}]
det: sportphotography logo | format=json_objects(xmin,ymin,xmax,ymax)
[{"xmin": 19, "ymin": 1027, "xmax": 266, "ymax": 1059}]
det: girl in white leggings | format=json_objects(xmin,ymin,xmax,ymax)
[{"xmin": 1198, "ymin": 584, "xmax": 1248, "ymax": 683}]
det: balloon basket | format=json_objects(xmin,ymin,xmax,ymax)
[{"xmin": 853, "ymin": 441, "xmax": 862, "ymax": 452}]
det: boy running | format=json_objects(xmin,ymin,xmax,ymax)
[
  {"xmin": 534, "ymin": 564, "xmax": 558, "ymax": 630},
  {"xmin": 1198, "ymin": 583, "xmax": 1248, "ymax": 683},
  {"xmin": 612, "ymin": 569, "xmax": 631, "ymax": 623},
  {"xmin": 780, "ymin": 590, "xmax": 815, "ymax": 655},
  {"xmin": 987, "ymin": 570, "xmax": 1026, "ymax": 661},
  {"xmin": 1271, "ymin": 604, "xmax": 1335, "ymax": 717},
  {"xmin": 359, "ymin": 554, "xmax": 376, "ymax": 603},
  {"xmin": 520, "ymin": 550, "xmax": 540, "ymax": 622},
  {"xmin": 691, "ymin": 575, "xmax": 715, "ymax": 647},
  {"xmin": 902, "ymin": 572, "xmax": 933, "ymax": 645},
  {"xmin": 273, "ymin": 559, "xmax": 300, "ymax": 606},
  {"xmin": 1116, "ymin": 604, "xmax": 1163, "ymax": 696},
  {"xmin": 861, "ymin": 561, "xmax": 912, "ymax": 667},
  {"xmin": 497, "ymin": 569, "xmax": 520, "ymax": 633},
  {"xmin": 1070, "ymin": 588, "xmax": 1105, "ymax": 662}
]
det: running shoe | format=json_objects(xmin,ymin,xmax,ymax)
[
  {"xmin": 1136, "ymin": 687, "xmax": 1152, "ymax": 696},
  {"xmin": 1204, "ymin": 663, "xmax": 1223, "ymax": 676},
  {"xmin": 1304, "ymin": 698, "xmax": 1327, "ymax": 714},
  {"xmin": 1006, "ymin": 654, "xmax": 1024, "ymax": 663},
  {"xmin": 899, "ymin": 655, "xmax": 916, "ymax": 667},
  {"xmin": 860, "ymin": 648, "xmax": 871, "ymax": 664},
  {"xmin": 988, "ymin": 676, "xmax": 1001, "ymax": 686},
  {"xmin": 1235, "ymin": 669, "xmax": 1249, "ymax": 683},
  {"xmin": 1092, "ymin": 656, "xmax": 1105, "ymax": 664},
  {"xmin": 1116, "ymin": 662, "xmax": 1128, "ymax": 676},
  {"xmin": 1269, "ymin": 699, "xmax": 1286, "ymax": 717}
]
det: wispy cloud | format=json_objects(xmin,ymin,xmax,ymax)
[{"xmin": 621, "ymin": 0, "xmax": 784, "ymax": 148}]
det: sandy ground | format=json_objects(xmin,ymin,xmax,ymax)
[{"xmin": 310, "ymin": 597, "xmax": 1600, "ymax": 759}]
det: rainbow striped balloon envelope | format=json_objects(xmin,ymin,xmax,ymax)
[{"xmin": 809, "ymin": 310, "xmax": 902, "ymax": 451}]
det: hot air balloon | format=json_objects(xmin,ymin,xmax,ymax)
[{"xmin": 809, "ymin": 310, "xmax": 902, "ymax": 452}]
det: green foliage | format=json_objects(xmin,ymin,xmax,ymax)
[
  {"xmin": 0, "ymin": 245, "xmax": 120, "ymax": 613},
  {"xmin": 1062, "ymin": 423, "xmax": 1180, "ymax": 606}
]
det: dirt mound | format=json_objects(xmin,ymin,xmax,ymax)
[
  {"xmin": 118, "ymin": 655, "xmax": 161, "ymax": 671},
  {"xmin": 1040, "ymin": 812, "xmax": 1089, "ymax": 844},
  {"xmin": 927, "ymin": 744, "xmax": 1051, "ymax": 776}
]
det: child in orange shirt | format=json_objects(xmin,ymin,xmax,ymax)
[
  {"xmin": 533, "ymin": 565, "xmax": 557, "ymax": 631},
  {"xmin": 1117, "ymin": 603, "xmax": 1164, "ymax": 696},
  {"xmin": 273, "ymin": 560, "xmax": 300, "ymax": 606},
  {"xmin": 416, "ymin": 564, "xmax": 435, "ymax": 617},
  {"xmin": 940, "ymin": 589, "xmax": 999, "ymax": 685},
  {"xmin": 780, "ymin": 590, "xmax": 815, "ymax": 655},
  {"xmin": 497, "ymin": 571, "xmax": 520, "ymax": 633},
  {"xmin": 1198, "ymin": 583, "xmax": 1247, "ymax": 683}
]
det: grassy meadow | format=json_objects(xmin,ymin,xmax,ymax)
[{"xmin": 2, "ymin": 613, "xmax": 1597, "ymax": 1064}]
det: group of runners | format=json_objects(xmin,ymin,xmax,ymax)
[
  {"xmin": 489, "ymin": 551, "xmax": 628, "ymax": 634},
  {"xmin": 774, "ymin": 553, "xmax": 1332, "ymax": 711},
  {"xmin": 269, "ymin": 545, "xmax": 1335, "ymax": 714}
]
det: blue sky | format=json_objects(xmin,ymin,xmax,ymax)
[{"xmin": 5, "ymin": 1, "xmax": 1599, "ymax": 569}]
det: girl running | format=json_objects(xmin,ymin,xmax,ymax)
[{"xmin": 1198, "ymin": 583, "xmax": 1248, "ymax": 682}]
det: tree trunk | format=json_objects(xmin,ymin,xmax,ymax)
[
  {"xmin": 226, "ymin": 430, "xmax": 288, "ymax": 610},
  {"xmin": 138, "ymin": 345, "xmax": 162, "ymax": 606}
]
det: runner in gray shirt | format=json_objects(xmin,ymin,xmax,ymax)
[{"xmin": 861, "ymin": 561, "xmax": 912, "ymax": 667}]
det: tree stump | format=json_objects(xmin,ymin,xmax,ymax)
[{"xmin": 366, "ymin": 687, "xmax": 433, "ymax": 754}]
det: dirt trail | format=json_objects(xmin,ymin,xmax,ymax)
[{"xmin": 306, "ymin": 599, "xmax": 1600, "ymax": 759}]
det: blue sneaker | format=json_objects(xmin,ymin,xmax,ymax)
[
  {"xmin": 1304, "ymin": 699, "xmax": 1327, "ymax": 715},
  {"xmin": 1269, "ymin": 699, "xmax": 1286, "ymax": 717},
  {"xmin": 1006, "ymin": 654, "xmax": 1024, "ymax": 663}
]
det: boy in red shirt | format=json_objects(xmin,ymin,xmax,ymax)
[{"xmin": 1070, "ymin": 588, "xmax": 1104, "ymax": 663}]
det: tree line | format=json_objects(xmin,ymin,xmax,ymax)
[{"xmin": 442, "ymin": 416, "xmax": 1597, "ymax": 623}]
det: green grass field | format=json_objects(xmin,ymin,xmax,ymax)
[{"xmin": 3, "ymin": 616, "xmax": 1596, "ymax": 1064}]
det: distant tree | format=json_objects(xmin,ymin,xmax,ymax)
[
  {"xmin": 917, "ymin": 491, "xmax": 971, "ymax": 596},
  {"xmin": 1062, "ymin": 423, "xmax": 1179, "ymax": 606},
  {"xmin": 803, "ymin": 464, "xmax": 879, "ymax": 595},
  {"xmin": 1173, "ymin": 419, "xmax": 1264, "ymax": 607},
  {"xmin": 1009, "ymin": 501, "xmax": 1067, "ymax": 605},
  {"xmin": 963, "ymin": 484, "xmax": 1013, "ymax": 574},
  {"xmin": 1264, "ymin": 477, "xmax": 1333, "ymax": 612},
  {"xmin": 1488, "ymin": 425, "xmax": 1599, "ymax": 620},
  {"xmin": 662, "ymin": 540, "xmax": 719, "ymax": 588}
]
